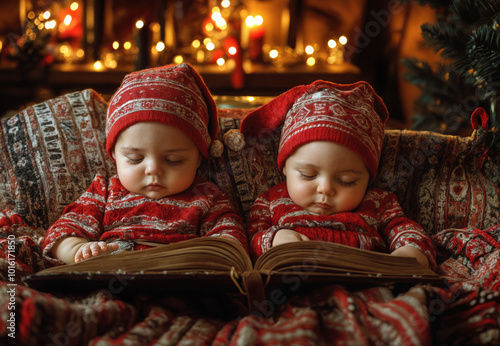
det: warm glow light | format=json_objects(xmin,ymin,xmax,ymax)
[
  {"xmin": 45, "ymin": 20, "xmax": 57, "ymax": 29},
  {"xmin": 173, "ymin": 55, "xmax": 184, "ymax": 64},
  {"xmin": 76, "ymin": 49, "xmax": 84, "ymax": 58},
  {"xmin": 269, "ymin": 49, "xmax": 278, "ymax": 59},
  {"xmin": 70, "ymin": 2, "xmax": 79, "ymax": 11},
  {"xmin": 123, "ymin": 41, "xmax": 132, "ymax": 50},
  {"xmin": 247, "ymin": 96, "xmax": 255, "ymax": 102},
  {"xmin": 151, "ymin": 22, "xmax": 160, "ymax": 32},
  {"xmin": 211, "ymin": 12, "xmax": 226, "ymax": 29},
  {"xmin": 339, "ymin": 36, "xmax": 347, "ymax": 45},
  {"xmin": 93, "ymin": 61, "xmax": 103, "ymax": 70},
  {"xmin": 212, "ymin": 6, "xmax": 220, "ymax": 13},
  {"xmin": 305, "ymin": 45, "xmax": 314, "ymax": 55},
  {"xmin": 28, "ymin": 11, "xmax": 35, "ymax": 20},
  {"xmin": 43, "ymin": 11, "xmax": 51, "ymax": 20},
  {"xmin": 216, "ymin": 18, "xmax": 227, "ymax": 29},
  {"xmin": 246, "ymin": 16, "xmax": 255, "ymax": 27},
  {"xmin": 306, "ymin": 57, "xmax": 316, "ymax": 66},
  {"xmin": 108, "ymin": 60, "xmax": 117, "ymax": 69},
  {"xmin": 203, "ymin": 38, "xmax": 212, "ymax": 45},
  {"xmin": 197, "ymin": 50, "xmax": 205, "ymax": 62},
  {"xmin": 205, "ymin": 22, "xmax": 214, "ymax": 32},
  {"xmin": 217, "ymin": 58, "xmax": 225, "ymax": 66},
  {"xmin": 228, "ymin": 46, "xmax": 237, "ymax": 55},
  {"xmin": 112, "ymin": 41, "xmax": 119, "ymax": 50},
  {"xmin": 206, "ymin": 42, "xmax": 215, "ymax": 51},
  {"xmin": 156, "ymin": 41, "xmax": 165, "ymax": 52},
  {"xmin": 212, "ymin": 12, "xmax": 222, "ymax": 21},
  {"xmin": 221, "ymin": 0, "xmax": 230, "ymax": 8},
  {"xmin": 192, "ymin": 40, "xmax": 201, "ymax": 48},
  {"xmin": 64, "ymin": 14, "xmax": 72, "ymax": 26},
  {"xmin": 136, "ymin": 20, "xmax": 144, "ymax": 29},
  {"xmin": 328, "ymin": 39, "xmax": 337, "ymax": 48},
  {"xmin": 254, "ymin": 15, "xmax": 263, "ymax": 26},
  {"xmin": 60, "ymin": 45, "xmax": 69, "ymax": 54}
]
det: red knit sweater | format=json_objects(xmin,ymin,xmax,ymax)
[
  {"xmin": 247, "ymin": 181, "xmax": 436, "ymax": 268},
  {"xmin": 42, "ymin": 174, "xmax": 248, "ymax": 264}
]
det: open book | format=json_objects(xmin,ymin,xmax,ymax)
[{"xmin": 23, "ymin": 237, "xmax": 441, "ymax": 312}]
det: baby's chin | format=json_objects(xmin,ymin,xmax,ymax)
[{"xmin": 304, "ymin": 205, "xmax": 336, "ymax": 215}]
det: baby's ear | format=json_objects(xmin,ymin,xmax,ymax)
[{"xmin": 282, "ymin": 164, "xmax": 287, "ymax": 176}]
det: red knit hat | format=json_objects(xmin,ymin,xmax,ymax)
[
  {"xmin": 106, "ymin": 63, "xmax": 218, "ymax": 159},
  {"xmin": 240, "ymin": 80, "xmax": 389, "ymax": 182}
]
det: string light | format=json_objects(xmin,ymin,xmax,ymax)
[
  {"xmin": 192, "ymin": 40, "xmax": 201, "ymax": 48},
  {"xmin": 306, "ymin": 57, "xmax": 316, "ymax": 66},
  {"xmin": 206, "ymin": 42, "xmax": 215, "ymax": 51},
  {"xmin": 173, "ymin": 55, "xmax": 184, "ymax": 64},
  {"xmin": 93, "ymin": 61, "xmax": 103, "ymax": 70},
  {"xmin": 156, "ymin": 41, "xmax": 165, "ymax": 52}
]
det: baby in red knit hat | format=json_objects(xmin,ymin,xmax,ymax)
[
  {"xmin": 240, "ymin": 81, "xmax": 436, "ymax": 269},
  {"xmin": 42, "ymin": 63, "xmax": 247, "ymax": 265}
]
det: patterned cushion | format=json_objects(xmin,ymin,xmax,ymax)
[
  {"xmin": 374, "ymin": 129, "xmax": 500, "ymax": 235},
  {"xmin": 0, "ymin": 89, "xmax": 115, "ymax": 229},
  {"xmin": 1, "ymin": 89, "xmax": 499, "ymax": 236}
]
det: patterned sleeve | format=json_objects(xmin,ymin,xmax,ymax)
[
  {"xmin": 246, "ymin": 192, "xmax": 281, "ymax": 259},
  {"xmin": 41, "ymin": 175, "xmax": 108, "ymax": 262},
  {"xmin": 199, "ymin": 183, "xmax": 249, "ymax": 253},
  {"xmin": 376, "ymin": 190, "xmax": 437, "ymax": 270}
]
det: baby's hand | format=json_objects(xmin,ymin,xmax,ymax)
[
  {"xmin": 273, "ymin": 229, "xmax": 310, "ymax": 247},
  {"xmin": 391, "ymin": 245, "xmax": 430, "ymax": 269},
  {"xmin": 75, "ymin": 241, "xmax": 119, "ymax": 263}
]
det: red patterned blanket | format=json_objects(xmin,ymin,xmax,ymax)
[{"xmin": 1, "ymin": 209, "xmax": 499, "ymax": 345}]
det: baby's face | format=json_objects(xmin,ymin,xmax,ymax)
[
  {"xmin": 283, "ymin": 141, "xmax": 369, "ymax": 215},
  {"xmin": 113, "ymin": 122, "xmax": 201, "ymax": 199}
]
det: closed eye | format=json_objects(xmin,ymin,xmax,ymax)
[
  {"xmin": 126, "ymin": 157, "xmax": 143, "ymax": 164},
  {"xmin": 299, "ymin": 172, "xmax": 317, "ymax": 180},
  {"xmin": 337, "ymin": 179, "xmax": 358, "ymax": 186},
  {"xmin": 166, "ymin": 158, "xmax": 184, "ymax": 165}
]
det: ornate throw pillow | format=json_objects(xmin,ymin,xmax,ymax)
[
  {"xmin": 374, "ymin": 128, "xmax": 500, "ymax": 236},
  {"xmin": 0, "ymin": 89, "xmax": 115, "ymax": 229}
]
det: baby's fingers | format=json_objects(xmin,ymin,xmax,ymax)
[{"xmin": 97, "ymin": 241, "xmax": 119, "ymax": 254}]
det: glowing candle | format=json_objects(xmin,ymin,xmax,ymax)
[{"xmin": 247, "ymin": 15, "xmax": 265, "ymax": 62}]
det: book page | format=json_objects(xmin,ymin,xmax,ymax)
[
  {"xmin": 254, "ymin": 241, "xmax": 438, "ymax": 278},
  {"xmin": 37, "ymin": 237, "xmax": 253, "ymax": 275}
]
